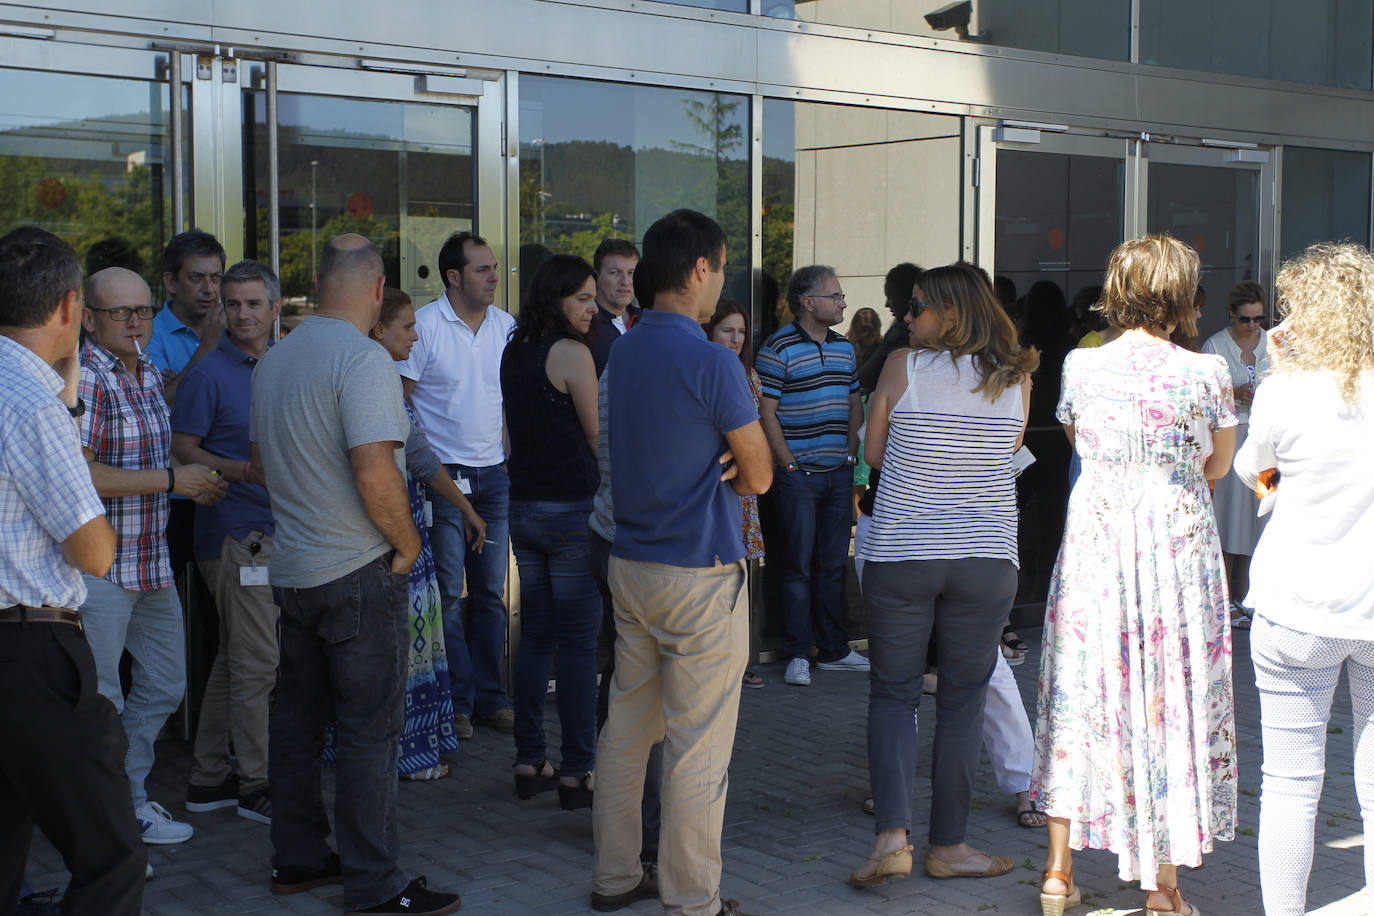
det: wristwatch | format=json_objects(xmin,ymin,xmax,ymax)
[
  {"xmin": 67, "ymin": 398, "xmax": 85, "ymax": 419},
  {"xmin": 845, "ymin": 455, "xmax": 858, "ymax": 466}
]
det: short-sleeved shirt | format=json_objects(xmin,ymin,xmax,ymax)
[
  {"xmin": 756, "ymin": 320, "xmax": 858, "ymax": 470},
  {"xmin": 398, "ymin": 295, "xmax": 514, "ymax": 467},
  {"xmin": 171, "ymin": 334, "xmax": 274, "ymax": 560},
  {"xmin": 607, "ymin": 310, "xmax": 758, "ymax": 568},
  {"xmin": 78, "ymin": 340, "xmax": 173, "ymax": 592},
  {"xmin": 0, "ymin": 337, "xmax": 107, "ymax": 609},
  {"xmin": 250, "ymin": 315, "xmax": 410, "ymax": 589},
  {"xmin": 146, "ymin": 301, "xmax": 201, "ymax": 374}
]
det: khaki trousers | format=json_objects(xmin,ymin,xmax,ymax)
[
  {"xmin": 593, "ymin": 556, "xmax": 748, "ymax": 916},
  {"xmin": 190, "ymin": 532, "xmax": 280, "ymax": 792}
]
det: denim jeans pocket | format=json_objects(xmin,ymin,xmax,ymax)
[{"xmin": 315, "ymin": 565, "xmax": 364, "ymax": 646}]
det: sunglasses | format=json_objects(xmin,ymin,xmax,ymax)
[
  {"xmin": 908, "ymin": 297, "xmax": 931, "ymax": 317},
  {"xmin": 1235, "ymin": 315, "xmax": 1268, "ymax": 326}
]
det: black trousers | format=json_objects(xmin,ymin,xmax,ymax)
[{"xmin": 0, "ymin": 622, "xmax": 146, "ymax": 916}]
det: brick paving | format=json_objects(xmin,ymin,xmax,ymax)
[{"xmin": 25, "ymin": 626, "xmax": 1369, "ymax": 914}]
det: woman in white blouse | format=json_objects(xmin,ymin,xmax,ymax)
[
  {"xmin": 1202, "ymin": 281, "xmax": 1271, "ymax": 622},
  {"xmin": 1234, "ymin": 242, "xmax": 1374, "ymax": 916}
]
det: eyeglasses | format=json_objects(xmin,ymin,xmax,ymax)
[
  {"xmin": 88, "ymin": 305, "xmax": 156, "ymax": 321},
  {"xmin": 908, "ymin": 297, "xmax": 931, "ymax": 317},
  {"xmin": 807, "ymin": 292, "xmax": 846, "ymax": 302},
  {"xmin": 1235, "ymin": 315, "xmax": 1268, "ymax": 326}
]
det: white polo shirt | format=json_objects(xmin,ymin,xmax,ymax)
[{"xmin": 399, "ymin": 293, "xmax": 515, "ymax": 467}]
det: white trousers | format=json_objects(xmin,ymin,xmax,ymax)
[
  {"xmin": 1251, "ymin": 615, "xmax": 1374, "ymax": 916},
  {"xmin": 855, "ymin": 512, "xmax": 1033, "ymax": 795}
]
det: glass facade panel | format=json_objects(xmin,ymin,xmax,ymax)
[
  {"xmin": 1147, "ymin": 161, "xmax": 1260, "ymax": 340},
  {"xmin": 765, "ymin": 0, "xmax": 1129, "ymax": 62},
  {"xmin": 654, "ymin": 0, "xmax": 747, "ymax": 10},
  {"xmin": 518, "ymin": 76, "xmax": 750, "ymax": 301},
  {"xmin": 243, "ymin": 91, "xmax": 474, "ymax": 311},
  {"xmin": 1140, "ymin": 0, "xmax": 1373, "ymax": 90},
  {"xmin": 0, "ymin": 68, "xmax": 178, "ymax": 292},
  {"xmin": 993, "ymin": 147, "xmax": 1124, "ymax": 608},
  {"xmin": 1281, "ymin": 147, "xmax": 1372, "ymax": 261}
]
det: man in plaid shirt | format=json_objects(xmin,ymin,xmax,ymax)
[
  {"xmin": 0, "ymin": 228, "xmax": 145, "ymax": 914},
  {"xmin": 75, "ymin": 266, "xmax": 226, "ymax": 846}
]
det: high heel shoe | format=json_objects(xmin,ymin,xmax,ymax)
[
  {"xmin": 1146, "ymin": 884, "xmax": 1200, "ymax": 916},
  {"xmin": 846, "ymin": 844, "xmax": 913, "ymax": 887},
  {"xmin": 1039, "ymin": 868, "xmax": 1081, "ymax": 916},
  {"xmin": 513, "ymin": 759, "xmax": 558, "ymax": 799},
  {"xmin": 558, "ymin": 772, "xmax": 593, "ymax": 810}
]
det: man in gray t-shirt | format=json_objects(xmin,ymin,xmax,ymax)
[{"xmin": 248, "ymin": 235, "xmax": 460, "ymax": 915}]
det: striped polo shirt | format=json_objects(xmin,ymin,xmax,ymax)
[
  {"xmin": 756, "ymin": 320, "xmax": 858, "ymax": 470},
  {"xmin": 858, "ymin": 351, "xmax": 1023, "ymax": 565}
]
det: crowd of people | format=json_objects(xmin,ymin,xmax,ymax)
[{"xmin": 1, "ymin": 207, "xmax": 1372, "ymax": 916}]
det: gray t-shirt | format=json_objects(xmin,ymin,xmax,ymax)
[{"xmin": 250, "ymin": 314, "xmax": 409, "ymax": 588}]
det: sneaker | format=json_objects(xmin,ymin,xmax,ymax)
[
  {"xmin": 185, "ymin": 774, "xmax": 239, "ymax": 812},
  {"xmin": 237, "ymin": 786, "xmax": 271, "ymax": 825},
  {"xmin": 784, "ymin": 657, "xmax": 811, "ymax": 686},
  {"xmin": 474, "ymin": 708, "xmax": 514, "ymax": 733},
  {"xmin": 590, "ymin": 865, "xmax": 658, "ymax": 912},
  {"xmin": 453, "ymin": 714, "xmax": 474, "ymax": 740},
  {"xmin": 344, "ymin": 876, "xmax": 460, "ymax": 915},
  {"xmin": 271, "ymin": 853, "xmax": 343, "ymax": 895},
  {"xmin": 136, "ymin": 801, "xmax": 194, "ymax": 845},
  {"xmin": 817, "ymin": 649, "xmax": 871, "ymax": 672}
]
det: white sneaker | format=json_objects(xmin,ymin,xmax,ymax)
[
  {"xmin": 817, "ymin": 649, "xmax": 871, "ymax": 672},
  {"xmin": 136, "ymin": 801, "xmax": 194, "ymax": 845},
  {"xmin": 146, "ymin": 862, "xmax": 155, "ymax": 879},
  {"xmin": 784, "ymin": 657, "xmax": 811, "ymax": 686}
]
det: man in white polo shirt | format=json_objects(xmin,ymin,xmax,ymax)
[{"xmin": 400, "ymin": 231, "xmax": 515, "ymax": 737}]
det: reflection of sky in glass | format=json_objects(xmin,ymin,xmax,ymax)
[
  {"xmin": 763, "ymin": 99, "xmax": 796, "ymax": 162},
  {"xmin": 651, "ymin": 0, "xmax": 748, "ymax": 10},
  {"xmin": 520, "ymin": 77, "xmax": 745, "ymax": 158},
  {"xmin": 273, "ymin": 95, "xmax": 471, "ymax": 152},
  {"xmin": 0, "ymin": 70, "xmax": 165, "ymax": 131}
]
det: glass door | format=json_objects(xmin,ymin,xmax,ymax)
[
  {"xmin": 242, "ymin": 62, "xmax": 501, "ymax": 321},
  {"xmin": 1142, "ymin": 142, "xmax": 1273, "ymax": 343},
  {"xmin": 976, "ymin": 126, "xmax": 1131, "ymax": 609}
]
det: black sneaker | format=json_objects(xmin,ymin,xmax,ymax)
[
  {"xmin": 185, "ymin": 775, "xmax": 239, "ymax": 812},
  {"xmin": 271, "ymin": 853, "xmax": 343, "ymax": 895},
  {"xmin": 345, "ymin": 876, "xmax": 460, "ymax": 915},
  {"xmin": 237, "ymin": 786, "xmax": 271, "ymax": 825},
  {"xmin": 590, "ymin": 866, "xmax": 658, "ymax": 912}
]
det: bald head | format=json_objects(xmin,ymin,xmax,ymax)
[
  {"xmin": 317, "ymin": 234, "xmax": 386, "ymax": 329},
  {"xmin": 84, "ymin": 266, "xmax": 153, "ymax": 369}
]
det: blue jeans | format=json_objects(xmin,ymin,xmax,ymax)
[
  {"xmin": 433, "ymin": 462, "xmax": 511, "ymax": 718},
  {"xmin": 269, "ymin": 552, "xmax": 410, "ymax": 910},
  {"xmin": 79, "ymin": 577, "xmax": 186, "ymax": 809},
  {"xmin": 510, "ymin": 499, "xmax": 601, "ymax": 776},
  {"xmin": 773, "ymin": 464, "xmax": 853, "ymax": 662}
]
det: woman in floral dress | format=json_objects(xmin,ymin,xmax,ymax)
[
  {"xmin": 1029, "ymin": 235, "xmax": 1239, "ymax": 916},
  {"xmin": 706, "ymin": 299, "xmax": 766, "ymax": 688}
]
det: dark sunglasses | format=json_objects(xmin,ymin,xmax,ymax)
[
  {"xmin": 1235, "ymin": 315, "xmax": 1268, "ymax": 326},
  {"xmin": 908, "ymin": 297, "xmax": 930, "ymax": 317}
]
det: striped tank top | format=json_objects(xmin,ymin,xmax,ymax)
[{"xmin": 857, "ymin": 350, "xmax": 1024, "ymax": 565}]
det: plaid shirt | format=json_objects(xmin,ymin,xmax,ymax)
[
  {"xmin": 0, "ymin": 337, "xmax": 107, "ymax": 608},
  {"xmin": 78, "ymin": 339, "xmax": 173, "ymax": 591}
]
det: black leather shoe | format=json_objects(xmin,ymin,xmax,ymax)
[
  {"xmin": 590, "ymin": 867, "xmax": 657, "ymax": 912},
  {"xmin": 271, "ymin": 853, "xmax": 342, "ymax": 895}
]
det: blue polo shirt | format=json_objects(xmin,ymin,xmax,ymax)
[
  {"xmin": 607, "ymin": 310, "xmax": 758, "ymax": 567},
  {"xmin": 147, "ymin": 301, "xmax": 201, "ymax": 373},
  {"xmin": 756, "ymin": 320, "xmax": 858, "ymax": 470},
  {"xmin": 171, "ymin": 334, "xmax": 274, "ymax": 560}
]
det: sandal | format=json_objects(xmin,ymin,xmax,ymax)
[
  {"xmin": 742, "ymin": 669, "xmax": 765, "ymax": 689},
  {"xmin": 558, "ymin": 771, "xmax": 594, "ymax": 811},
  {"xmin": 1016, "ymin": 794, "xmax": 1047, "ymax": 828},
  {"xmin": 847, "ymin": 844, "xmax": 913, "ymax": 887},
  {"xmin": 514, "ymin": 758, "xmax": 559, "ymax": 799},
  {"xmin": 1039, "ymin": 868, "xmax": 1081, "ymax": 916},
  {"xmin": 1001, "ymin": 630, "xmax": 1028, "ymax": 666},
  {"xmin": 1146, "ymin": 884, "xmax": 1200, "ymax": 916},
  {"xmin": 923, "ymin": 848, "xmax": 1014, "ymax": 879},
  {"xmin": 401, "ymin": 763, "xmax": 450, "ymax": 781}
]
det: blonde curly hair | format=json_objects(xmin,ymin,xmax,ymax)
[{"xmin": 1274, "ymin": 242, "xmax": 1374, "ymax": 404}]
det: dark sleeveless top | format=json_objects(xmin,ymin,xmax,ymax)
[{"xmin": 500, "ymin": 335, "xmax": 599, "ymax": 502}]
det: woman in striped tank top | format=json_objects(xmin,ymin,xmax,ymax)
[{"xmin": 848, "ymin": 264, "xmax": 1037, "ymax": 886}]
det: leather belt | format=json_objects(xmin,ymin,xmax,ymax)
[{"xmin": 0, "ymin": 606, "xmax": 83, "ymax": 628}]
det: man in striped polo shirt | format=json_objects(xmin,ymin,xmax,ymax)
[{"xmin": 757, "ymin": 265, "xmax": 869, "ymax": 687}]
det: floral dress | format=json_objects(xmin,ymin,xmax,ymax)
[
  {"xmin": 1028, "ymin": 335, "xmax": 1239, "ymax": 884},
  {"xmin": 742, "ymin": 367, "xmax": 765, "ymax": 560}
]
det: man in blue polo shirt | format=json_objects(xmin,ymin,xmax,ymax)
[
  {"xmin": 170, "ymin": 259, "xmax": 280, "ymax": 827},
  {"xmin": 590, "ymin": 210, "xmax": 772, "ymax": 916},
  {"xmin": 147, "ymin": 230, "xmax": 227, "ymax": 405},
  {"xmin": 757, "ymin": 264, "xmax": 868, "ymax": 688}
]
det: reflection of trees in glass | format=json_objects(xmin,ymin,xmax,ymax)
[
  {"xmin": 762, "ymin": 155, "xmax": 796, "ymax": 285},
  {"xmin": 0, "ymin": 153, "xmax": 169, "ymax": 292}
]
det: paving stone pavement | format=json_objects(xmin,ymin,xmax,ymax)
[{"xmin": 25, "ymin": 626, "xmax": 1369, "ymax": 914}]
